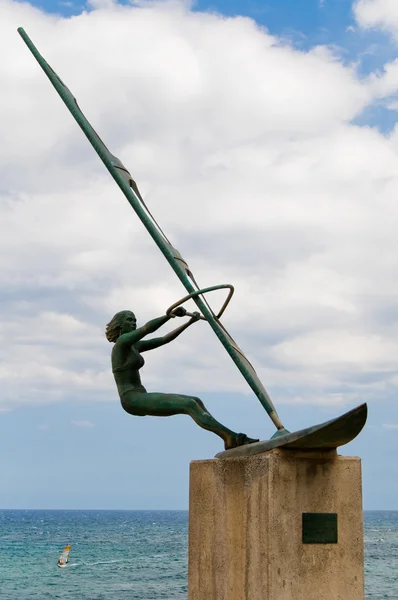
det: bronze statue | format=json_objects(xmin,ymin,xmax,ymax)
[{"xmin": 106, "ymin": 308, "xmax": 258, "ymax": 450}]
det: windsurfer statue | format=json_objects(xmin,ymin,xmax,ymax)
[
  {"xmin": 106, "ymin": 308, "xmax": 258, "ymax": 450},
  {"xmin": 18, "ymin": 28, "xmax": 367, "ymax": 456}
]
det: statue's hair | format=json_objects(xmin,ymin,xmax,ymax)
[{"xmin": 105, "ymin": 310, "xmax": 135, "ymax": 343}]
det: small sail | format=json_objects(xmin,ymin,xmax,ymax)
[{"xmin": 57, "ymin": 545, "xmax": 71, "ymax": 567}]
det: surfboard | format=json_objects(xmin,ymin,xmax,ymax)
[{"xmin": 215, "ymin": 403, "xmax": 367, "ymax": 459}]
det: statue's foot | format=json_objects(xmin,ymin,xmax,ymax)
[{"xmin": 224, "ymin": 433, "xmax": 259, "ymax": 450}]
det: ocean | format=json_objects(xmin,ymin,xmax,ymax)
[{"xmin": 0, "ymin": 510, "xmax": 396, "ymax": 599}]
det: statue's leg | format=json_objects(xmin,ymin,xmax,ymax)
[{"xmin": 121, "ymin": 391, "xmax": 258, "ymax": 450}]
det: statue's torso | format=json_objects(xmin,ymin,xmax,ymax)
[{"xmin": 111, "ymin": 343, "xmax": 147, "ymax": 396}]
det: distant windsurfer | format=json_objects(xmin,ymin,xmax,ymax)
[
  {"xmin": 106, "ymin": 309, "xmax": 258, "ymax": 449},
  {"xmin": 57, "ymin": 545, "xmax": 71, "ymax": 567}
]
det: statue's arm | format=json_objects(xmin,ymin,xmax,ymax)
[
  {"xmin": 117, "ymin": 313, "xmax": 178, "ymax": 347},
  {"xmin": 137, "ymin": 314, "xmax": 200, "ymax": 352}
]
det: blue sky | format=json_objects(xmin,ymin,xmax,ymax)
[
  {"xmin": 21, "ymin": 0, "xmax": 398, "ymax": 132},
  {"xmin": 24, "ymin": 0, "xmax": 356, "ymax": 37},
  {"xmin": 3, "ymin": 393, "xmax": 398, "ymax": 509},
  {"xmin": 2, "ymin": 0, "xmax": 398, "ymax": 509}
]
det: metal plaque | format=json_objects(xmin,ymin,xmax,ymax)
[{"xmin": 302, "ymin": 512, "xmax": 338, "ymax": 544}]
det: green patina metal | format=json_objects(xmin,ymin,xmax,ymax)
[
  {"xmin": 215, "ymin": 403, "xmax": 367, "ymax": 458},
  {"xmin": 302, "ymin": 513, "xmax": 338, "ymax": 544},
  {"xmin": 105, "ymin": 308, "xmax": 258, "ymax": 449},
  {"xmin": 17, "ymin": 28, "xmax": 368, "ymax": 453}
]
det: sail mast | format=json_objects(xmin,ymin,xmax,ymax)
[{"xmin": 17, "ymin": 27, "xmax": 285, "ymax": 432}]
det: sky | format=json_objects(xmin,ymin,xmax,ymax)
[{"xmin": 1, "ymin": 0, "xmax": 398, "ymax": 509}]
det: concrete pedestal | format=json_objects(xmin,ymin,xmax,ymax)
[{"xmin": 188, "ymin": 449, "xmax": 364, "ymax": 600}]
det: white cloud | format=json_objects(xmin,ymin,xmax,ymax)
[
  {"xmin": 365, "ymin": 58, "xmax": 398, "ymax": 99},
  {"xmin": 354, "ymin": 3, "xmax": 398, "ymax": 102},
  {"xmin": 1, "ymin": 0, "xmax": 398, "ymax": 413},
  {"xmin": 382, "ymin": 423, "xmax": 398, "ymax": 429},
  {"xmin": 354, "ymin": 0, "xmax": 398, "ymax": 38}
]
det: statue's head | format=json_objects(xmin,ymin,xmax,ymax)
[{"xmin": 105, "ymin": 310, "xmax": 137, "ymax": 343}]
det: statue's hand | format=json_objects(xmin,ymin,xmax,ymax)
[
  {"xmin": 189, "ymin": 312, "xmax": 201, "ymax": 323},
  {"xmin": 171, "ymin": 307, "xmax": 187, "ymax": 317}
]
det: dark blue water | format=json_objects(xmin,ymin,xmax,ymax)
[
  {"xmin": 364, "ymin": 511, "xmax": 398, "ymax": 599},
  {"xmin": 0, "ymin": 510, "xmax": 396, "ymax": 599}
]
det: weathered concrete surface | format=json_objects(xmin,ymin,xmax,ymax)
[{"xmin": 188, "ymin": 449, "xmax": 364, "ymax": 600}]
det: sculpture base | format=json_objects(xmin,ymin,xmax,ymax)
[{"xmin": 188, "ymin": 449, "xmax": 364, "ymax": 600}]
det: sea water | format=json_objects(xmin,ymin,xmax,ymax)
[{"xmin": 0, "ymin": 510, "xmax": 396, "ymax": 599}]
